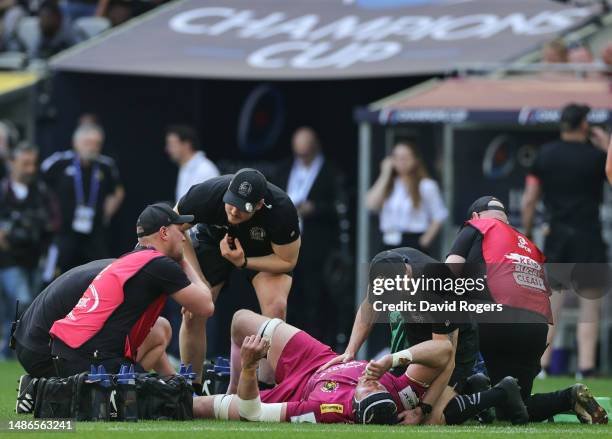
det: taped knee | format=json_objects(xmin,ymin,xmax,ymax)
[
  {"xmin": 213, "ymin": 394, "xmax": 234, "ymax": 420},
  {"xmin": 257, "ymin": 318, "xmax": 283, "ymax": 343}
]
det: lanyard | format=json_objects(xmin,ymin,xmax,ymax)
[{"xmin": 73, "ymin": 157, "xmax": 100, "ymax": 208}]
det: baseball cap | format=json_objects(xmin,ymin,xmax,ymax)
[
  {"xmin": 136, "ymin": 203, "xmax": 194, "ymax": 238},
  {"xmin": 466, "ymin": 196, "xmax": 507, "ymax": 219},
  {"xmin": 223, "ymin": 168, "xmax": 267, "ymax": 213},
  {"xmin": 369, "ymin": 250, "xmax": 409, "ymax": 285},
  {"xmin": 560, "ymin": 103, "xmax": 590, "ymax": 131}
]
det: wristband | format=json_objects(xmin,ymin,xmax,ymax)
[
  {"xmin": 391, "ymin": 348, "xmax": 413, "ymax": 368},
  {"xmin": 240, "ymin": 255, "xmax": 248, "ymax": 269}
]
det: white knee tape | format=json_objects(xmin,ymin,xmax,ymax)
[
  {"xmin": 213, "ymin": 394, "xmax": 234, "ymax": 420},
  {"xmin": 257, "ymin": 318, "xmax": 283, "ymax": 342}
]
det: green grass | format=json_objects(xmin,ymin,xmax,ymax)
[{"xmin": 0, "ymin": 360, "xmax": 610, "ymax": 438}]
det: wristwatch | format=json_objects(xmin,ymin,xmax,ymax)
[
  {"xmin": 240, "ymin": 255, "xmax": 248, "ymax": 269},
  {"xmin": 417, "ymin": 401, "xmax": 433, "ymax": 416}
]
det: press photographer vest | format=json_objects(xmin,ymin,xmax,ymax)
[
  {"xmin": 467, "ymin": 218, "xmax": 552, "ymax": 323},
  {"xmin": 50, "ymin": 249, "xmax": 167, "ymax": 360}
]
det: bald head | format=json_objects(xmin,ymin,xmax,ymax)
[{"xmin": 292, "ymin": 127, "xmax": 320, "ymax": 161}]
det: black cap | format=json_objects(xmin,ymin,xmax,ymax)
[
  {"xmin": 466, "ymin": 196, "xmax": 507, "ymax": 219},
  {"xmin": 369, "ymin": 250, "xmax": 409, "ymax": 285},
  {"xmin": 136, "ymin": 203, "xmax": 194, "ymax": 238},
  {"xmin": 223, "ymin": 168, "xmax": 267, "ymax": 213},
  {"xmin": 560, "ymin": 103, "xmax": 590, "ymax": 131}
]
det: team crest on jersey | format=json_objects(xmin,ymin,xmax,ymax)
[
  {"xmin": 321, "ymin": 381, "xmax": 339, "ymax": 393},
  {"xmin": 250, "ymin": 227, "xmax": 266, "ymax": 241}
]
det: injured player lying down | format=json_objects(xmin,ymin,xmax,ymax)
[{"xmin": 194, "ymin": 309, "xmax": 453, "ymax": 424}]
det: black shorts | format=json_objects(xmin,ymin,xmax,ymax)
[
  {"xmin": 478, "ymin": 323, "xmax": 547, "ymax": 400},
  {"xmin": 50, "ymin": 339, "xmax": 144, "ymax": 378},
  {"xmin": 192, "ymin": 225, "xmax": 292, "ymax": 287},
  {"xmin": 545, "ymin": 225, "xmax": 607, "ymax": 264},
  {"xmin": 15, "ymin": 341, "xmax": 55, "ymax": 378}
]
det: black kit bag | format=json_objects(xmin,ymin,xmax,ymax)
[
  {"xmin": 135, "ymin": 374, "xmax": 193, "ymax": 420},
  {"xmin": 33, "ymin": 373, "xmax": 88, "ymax": 419},
  {"xmin": 72, "ymin": 374, "xmax": 113, "ymax": 421}
]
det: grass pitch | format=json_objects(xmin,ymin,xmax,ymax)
[{"xmin": 0, "ymin": 360, "xmax": 610, "ymax": 439}]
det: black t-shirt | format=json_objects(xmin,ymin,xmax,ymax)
[
  {"xmin": 448, "ymin": 225, "xmax": 485, "ymax": 264},
  {"xmin": 177, "ymin": 175, "xmax": 300, "ymax": 256},
  {"xmin": 15, "ymin": 259, "xmax": 115, "ymax": 353},
  {"xmin": 529, "ymin": 140, "xmax": 606, "ymax": 229},
  {"xmin": 41, "ymin": 150, "xmax": 122, "ymax": 234}
]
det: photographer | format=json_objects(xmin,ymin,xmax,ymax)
[{"xmin": 0, "ymin": 144, "xmax": 60, "ymax": 358}]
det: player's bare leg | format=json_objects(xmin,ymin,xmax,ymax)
[
  {"xmin": 193, "ymin": 394, "xmax": 240, "ymax": 420},
  {"xmin": 227, "ymin": 309, "xmax": 299, "ymax": 394},
  {"xmin": 180, "ymin": 283, "xmax": 222, "ymax": 385},
  {"xmin": 540, "ymin": 289, "xmax": 565, "ymax": 371},
  {"xmin": 252, "ymin": 272, "xmax": 292, "ymax": 384},
  {"xmin": 577, "ymin": 294, "xmax": 601, "ymax": 374},
  {"xmin": 136, "ymin": 317, "xmax": 174, "ymax": 375}
]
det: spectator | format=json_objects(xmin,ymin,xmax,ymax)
[
  {"xmin": 542, "ymin": 38, "xmax": 568, "ymax": 63},
  {"xmin": 0, "ymin": 143, "xmax": 59, "ymax": 357},
  {"xmin": 29, "ymin": 0, "xmax": 76, "ymax": 59},
  {"xmin": 105, "ymin": 0, "xmax": 131, "ymax": 27},
  {"xmin": 366, "ymin": 140, "xmax": 447, "ymax": 254},
  {"xmin": 567, "ymin": 45, "xmax": 594, "ymax": 64},
  {"xmin": 41, "ymin": 123, "xmax": 124, "ymax": 278},
  {"xmin": 275, "ymin": 127, "xmax": 340, "ymax": 343},
  {"xmin": 522, "ymin": 103, "xmax": 610, "ymax": 379},
  {"xmin": 165, "ymin": 124, "xmax": 219, "ymax": 202}
]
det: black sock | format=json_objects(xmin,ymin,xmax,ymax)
[
  {"xmin": 443, "ymin": 388, "xmax": 505, "ymax": 425},
  {"xmin": 192, "ymin": 382, "xmax": 203, "ymax": 396},
  {"xmin": 525, "ymin": 388, "xmax": 573, "ymax": 422}
]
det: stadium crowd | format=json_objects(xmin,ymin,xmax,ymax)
[{"xmin": 0, "ymin": 0, "xmax": 168, "ymax": 61}]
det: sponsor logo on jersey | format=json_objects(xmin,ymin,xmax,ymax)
[
  {"xmin": 320, "ymin": 404, "xmax": 343, "ymax": 414},
  {"xmin": 517, "ymin": 236, "xmax": 532, "ymax": 253},
  {"xmin": 398, "ymin": 385, "xmax": 418, "ymax": 409}
]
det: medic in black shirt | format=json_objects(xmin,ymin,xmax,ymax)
[
  {"xmin": 175, "ymin": 168, "xmax": 301, "ymax": 390},
  {"xmin": 14, "ymin": 203, "xmax": 214, "ymax": 414}
]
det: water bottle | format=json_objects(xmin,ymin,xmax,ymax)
[
  {"xmin": 88, "ymin": 365, "xmax": 111, "ymax": 421},
  {"xmin": 117, "ymin": 364, "xmax": 138, "ymax": 422}
]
